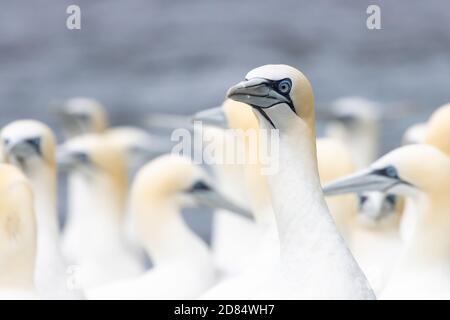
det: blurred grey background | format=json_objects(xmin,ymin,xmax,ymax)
[{"xmin": 1, "ymin": 0, "xmax": 449, "ymax": 240}]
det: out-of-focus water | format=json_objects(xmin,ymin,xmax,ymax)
[{"xmin": 1, "ymin": 0, "xmax": 449, "ymax": 241}]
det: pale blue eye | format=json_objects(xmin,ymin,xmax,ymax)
[{"xmin": 278, "ymin": 80, "xmax": 291, "ymax": 94}]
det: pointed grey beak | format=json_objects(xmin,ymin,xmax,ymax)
[
  {"xmin": 323, "ymin": 170, "xmax": 401, "ymax": 196},
  {"xmin": 227, "ymin": 78, "xmax": 289, "ymax": 109},
  {"xmin": 193, "ymin": 189, "xmax": 252, "ymax": 219},
  {"xmin": 5, "ymin": 137, "xmax": 42, "ymax": 158},
  {"xmin": 192, "ymin": 107, "xmax": 228, "ymax": 129},
  {"xmin": 56, "ymin": 147, "xmax": 90, "ymax": 171}
]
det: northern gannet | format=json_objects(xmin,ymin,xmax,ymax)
[
  {"xmin": 87, "ymin": 154, "xmax": 250, "ymax": 299},
  {"xmin": 195, "ymin": 100, "xmax": 278, "ymax": 278},
  {"xmin": 0, "ymin": 164, "xmax": 37, "ymax": 299},
  {"xmin": 53, "ymin": 97, "xmax": 108, "ymax": 139},
  {"xmin": 323, "ymin": 96, "xmax": 380, "ymax": 168},
  {"xmin": 316, "ymin": 138, "xmax": 358, "ymax": 244},
  {"xmin": 402, "ymin": 122, "xmax": 427, "ymax": 145},
  {"xmin": 324, "ymin": 145, "xmax": 450, "ymax": 299},
  {"xmin": 193, "ymin": 103, "xmax": 255, "ymax": 278},
  {"xmin": 58, "ymin": 134, "xmax": 146, "ymax": 290},
  {"xmin": 204, "ymin": 64, "xmax": 375, "ymax": 299},
  {"xmin": 400, "ymin": 103, "xmax": 450, "ymax": 242},
  {"xmin": 1, "ymin": 120, "xmax": 81, "ymax": 299}
]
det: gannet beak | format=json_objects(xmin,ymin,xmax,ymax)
[
  {"xmin": 323, "ymin": 170, "xmax": 401, "ymax": 196},
  {"xmin": 56, "ymin": 147, "xmax": 89, "ymax": 171},
  {"xmin": 227, "ymin": 78, "xmax": 289, "ymax": 109},
  {"xmin": 192, "ymin": 107, "xmax": 228, "ymax": 128},
  {"xmin": 192, "ymin": 188, "xmax": 252, "ymax": 219},
  {"xmin": 5, "ymin": 137, "xmax": 42, "ymax": 158}
]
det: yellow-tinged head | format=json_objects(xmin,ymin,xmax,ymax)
[
  {"xmin": 131, "ymin": 154, "xmax": 251, "ymax": 216},
  {"xmin": 1, "ymin": 120, "xmax": 56, "ymax": 174},
  {"xmin": 227, "ymin": 64, "xmax": 315, "ymax": 131},
  {"xmin": 324, "ymin": 144, "xmax": 450, "ymax": 199},
  {"xmin": 55, "ymin": 97, "xmax": 108, "ymax": 138},
  {"xmin": 58, "ymin": 134, "xmax": 127, "ymax": 188},
  {"xmin": 424, "ymin": 103, "xmax": 450, "ymax": 157}
]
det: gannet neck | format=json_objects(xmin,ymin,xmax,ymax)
[
  {"xmin": 258, "ymin": 115, "xmax": 373, "ymax": 298},
  {"xmin": 135, "ymin": 201, "xmax": 208, "ymax": 265},
  {"xmin": 28, "ymin": 165, "xmax": 60, "ymax": 251},
  {"xmin": 405, "ymin": 194, "xmax": 450, "ymax": 262}
]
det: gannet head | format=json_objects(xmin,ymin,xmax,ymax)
[
  {"xmin": 357, "ymin": 192, "xmax": 399, "ymax": 224},
  {"xmin": 226, "ymin": 64, "xmax": 314, "ymax": 131},
  {"xmin": 131, "ymin": 154, "xmax": 251, "ymax": 217},
  {"xmin": 0, "ymin": 164, "xmax": 36, "ymax": 273},
  {"xmin": 104, "ymin": 127, "xmax": 169, "ymax": 173},
  {"xmin": 1, "ymin": 120, "xmax": 56, "ymax": 175},
  {"xmin": 329, "ymin": 97, "xmax": 380, "ymax": 126},
  {"xmin": 53, "ymin": 97, "xmax": 108, "ymax": 138},
  {"xmin": 324, "ymin": 145, "xmax": 450, "ymax": 198},
  {"xmin": 424, "ymin": 103, "xmax": 450, "ymax": 156},
  {"xmin": 402, "ymin": 122, "xmax": 427, "ymax": 145},
  {"xmin": 57, "ymin": 134, "xmax": 127, "ymax": 187}
]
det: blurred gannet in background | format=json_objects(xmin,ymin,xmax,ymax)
[
  {"xmin": 54, "ymin": 99, "xmax": 170, "ymax": 263},
  {"xmin": 58, "ymin": 134, "xmax": 146, "ymax": 290},
  {"xmin": 87, "ymin": 154, "xmax": 250, "ymax": 299},
  {"xmin": 0, "ymin": 164, "xmax": 37, "ymax": 300},
  {"xmin": 323, "ymin": 96, "xmax": 380, "ymax": 168},
  {"xmin": 402, "ymin": 123, "xmax": 427, "ymax": 145},
  {"xmin": 349, "ymin": 192, "xmax": 403, "ymax": 294},
  {"xmin": 53, "ymin": 97, "xmax": 108, "ymax": 139},
  {"xmin": 324, "ymin": 145, "xmax": 450, "ymax": 299},
  {"xmin": 400, "ymin": 103, "xmax": 450, "ymax": 243},
  {"xmin": 1, "ymin": 120, "xmax": 80, "ymax": 299},
  {"xmin": 316, "ymin": 138, "xmax": 358, "ymax": 244},
  {"xmin": 204, "ymin": 64, "xmax": 374, "ymax": 299},
  {"xmin": 193, "ymin": 104, "xmax": 255, "ymax": 278}
]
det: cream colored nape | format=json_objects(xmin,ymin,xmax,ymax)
[
  {"xmin": 424, "ymin": 103, "xmax": 450, "ymax": 156},
  {"xmin": 132, "ymin": 155, "xmax": 208, "ymax": 212},
  {"xmin": 0, "ymin": 164, "xmax": 37, "ymax": 298},
  {"xmin": 63, "ymin": 134, "xmax": 127, "ymax": 192},
  {"xmin": 60, "ymin": 97, "xmax": 109, "ymax": 137}
]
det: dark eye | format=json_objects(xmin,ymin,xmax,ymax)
[
  {"xmin": 385, "ymin": 194, "xmax": 397, "ymax": 205},
  {"xmin": 384, "ymin": 166, "xmax": 398, "ymax": 178},
  {"xmin": 3, "ymin": 138, "xmax": 10, "ymax": 146},
  {"xmin": 278, "ymin": 80, "xmax": 291, "ymax": 94},
  {"xmin": 189, "ymin": 180, "xmax": 211, "ymax": 192},
  {"xmin": 359, "ymin": 195, "xmax": 368, "ymax": 205}
]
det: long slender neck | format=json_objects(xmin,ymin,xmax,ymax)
[
  {"xmin": 135, "ymin": 201, "xmax": 209, "ymax": 266},
  {"xmin": 256, "ymin": 110, "xmax": 373, "ymax": 298},
  {"xmin": 28, "ymin": 165, "xmax": 60, "ymax": 251},
  {"xmin": 243, "ymin": 133, "xmax": 275, "ymax": 227},
  {"xmin": 403, "ymin": 193, "xmax": 450, "ymax": 265},
  {"xmin": 262, "ymin": 119, "xmax": 337, "ymax": 261}
]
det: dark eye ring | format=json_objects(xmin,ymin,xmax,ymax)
[
  {"xmin": 278, "ymin": 80, "xmax": 291, "ymax": 94},
  {"xmin": 385, "ymin": 166, "xmax": 397, "ymax": 178}
]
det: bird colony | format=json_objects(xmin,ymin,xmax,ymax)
[{"xmin": 0, "ymin": 65, "xmax": 449, "ymax": 300}]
